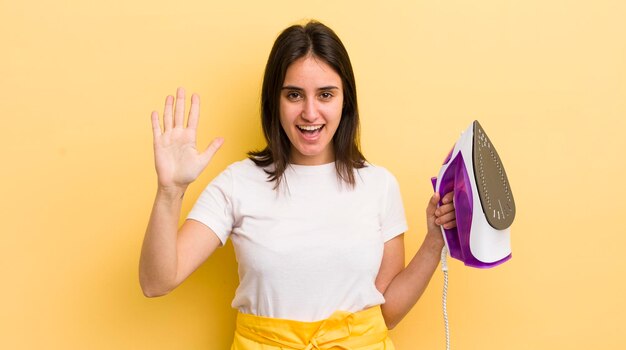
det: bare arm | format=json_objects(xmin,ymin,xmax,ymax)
[
  {"xmin": 376, "ymin": 192, "xmax": 456, "ymax": 329},
  {"xmin": 139, "ymin": 190, "xmax": 223, "ymax": 297},
  {"xmin": 139, "ymin": 87, "xmax": 223, "ymax": 297}
]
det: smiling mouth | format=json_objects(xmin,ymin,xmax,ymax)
[{"xmin": 297, "ymin": 125, "xmax": 324, "ymax": 134}]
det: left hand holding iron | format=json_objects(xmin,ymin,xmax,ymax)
[{"xmin": 426, "ymin": 191, "xmax": 457, "ymax": 236}]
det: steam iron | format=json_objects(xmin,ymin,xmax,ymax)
[{"xmin": 431, "ymin": 120, "xmax": 515, "ymax": 268}]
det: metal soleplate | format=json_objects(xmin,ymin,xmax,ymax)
[{"xmin": 472, "ymin": 120, "xmax": 515, "ymax": 230}]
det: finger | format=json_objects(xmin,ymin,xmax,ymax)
[
  {"xmin": 436, "ymin": 203, "xmax": 455, "ymax": 216},
  {"xmin": 442, "ymin": 191, "xmax": 454, "ymax": 204},
  {"xmin": 150, "ymin": 111, "xmax": 162, "ymax": 141},
  {"xmin": 187, "ymin": 93, "xmax": 200, "ymax": 130},
  {"xmin": 163, "ymin": 95, "xmax": 174, "ymax": 131},
  {"xmin": 435, "ymin": 211, "xmax": 456, "ymax": 225},
  {"xmin": 200, "ymin": 137, "xmax": 224, "ymax": 164},
  {"xmin": 427, "ymin": 192, "xmax": 440, "ymax": 216},
  {"xmin": 174, "ymin": 87, "xmax": 186, "ymax": 128},
  {"xmin": 443, "ymin": 220, "xmax": 457, "ymax": 229}
]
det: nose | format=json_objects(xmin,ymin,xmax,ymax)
[{"xmin": 301, "ymin": 98, "xmax": 318, "ymax": 122}]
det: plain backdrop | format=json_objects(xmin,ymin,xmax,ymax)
[{"xmin": 1, "ymin": 0, "xmax": 625, "ymax": 349}]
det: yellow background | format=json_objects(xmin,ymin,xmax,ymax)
[{"xmin": 2, "ymin": 0, "xmax": 625, "ymax": 349}]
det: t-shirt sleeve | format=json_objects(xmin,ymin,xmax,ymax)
[
  {"xmin": 186, "ymin": 167, "xmax": 235, "ymax": 245},
  {"xmin": 381, "ymin": 170, "xmax": 409, "ymax": 242}
]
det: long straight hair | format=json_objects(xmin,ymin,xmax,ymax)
[{"xmin": 248, "ymin": 21, "xmax": 366, "ymax": 189}]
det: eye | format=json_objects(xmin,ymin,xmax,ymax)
[
  {"xmin": 286, "ymin": 91, "xmax": 302, "ymax": 101},
  {"xmin": 319, "ymin": 91, "xmax": 333, "ymax": 100}
]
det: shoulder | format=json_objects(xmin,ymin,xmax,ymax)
[
  {"xmin": 224, "ymin": 158, "xmax": 268, "ymax": 175},
  {"xmin": 220, "ymin": 158, "xmax": 273, "ymax": 188},
  {"xmin": 356, "ymin": 162, "xmax": 398, "ymax": 184},
  {"xmin": 225, "ymin": 158, "xmax": 255, "ymax": 172}
]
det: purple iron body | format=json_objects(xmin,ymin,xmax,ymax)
[{"xmin": 432, "ymin": 120, "xmax": 515, "ymax": 268}]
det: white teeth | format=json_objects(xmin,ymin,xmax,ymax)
[{"xmin": 298, "ymin": 125, "xmax": 323, "ymax": 131}]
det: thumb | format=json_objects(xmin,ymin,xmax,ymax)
[
  {"xmin": 200, "ymin": 137, "xmax": 224, "ymax": 164},
  {"xmin": 426, "ymin": 192, "xmax": 440, "ymax": 216}
]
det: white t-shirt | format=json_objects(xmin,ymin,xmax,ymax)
[{"xmin": 187, "ymin": 159, "xmax": 408, "ymax": 321}]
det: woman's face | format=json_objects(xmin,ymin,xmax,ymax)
[{"xmin": 279, "ymin": 55, "xmax": 343, "ymax": 165}]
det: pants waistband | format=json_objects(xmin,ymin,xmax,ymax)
[{"xmin": 234, "ymin": 306, "xmax": 389, "ymax": 350}]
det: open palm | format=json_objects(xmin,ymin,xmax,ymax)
[{"xmin": 151, "ymin": 87, "xmax": 223, "ymax": 191}]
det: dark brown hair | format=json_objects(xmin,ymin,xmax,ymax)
[{"xmin": 248, "ymin": 20, "xmax": 366, "ymax": 188}]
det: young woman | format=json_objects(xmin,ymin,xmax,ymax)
[{"xmin": 140, "ymin": 21, "xmax": 456, "ymax": 349}]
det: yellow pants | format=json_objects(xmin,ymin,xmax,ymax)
[{"xmin": 231, "ymin": 305, "xmax": 395, "ymax": 350}]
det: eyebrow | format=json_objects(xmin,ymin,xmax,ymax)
[{"xmin": 281, "ymin": 85, "xmax": 340, "ymax": 91}]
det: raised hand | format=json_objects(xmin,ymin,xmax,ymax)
[{"xmin": 150, "ymin": 87, "xmax": 224, "ymax": 192}]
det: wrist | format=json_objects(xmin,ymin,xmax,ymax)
[
  {"xmin": 422, "ymin": 230, "xmax": 445, "ymax": 254},
  {"xmin": 156, "ymin": 185, "xmax": 188, "ymax": 201}
]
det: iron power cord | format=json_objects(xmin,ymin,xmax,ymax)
[{"xmin": 441, "ymin": 246, "xmax": 450, "ymax": 350}]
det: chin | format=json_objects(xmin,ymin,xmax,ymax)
[{"xmin": 291, "ymin": 145, "xmax": 334, "ymax": 164}]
